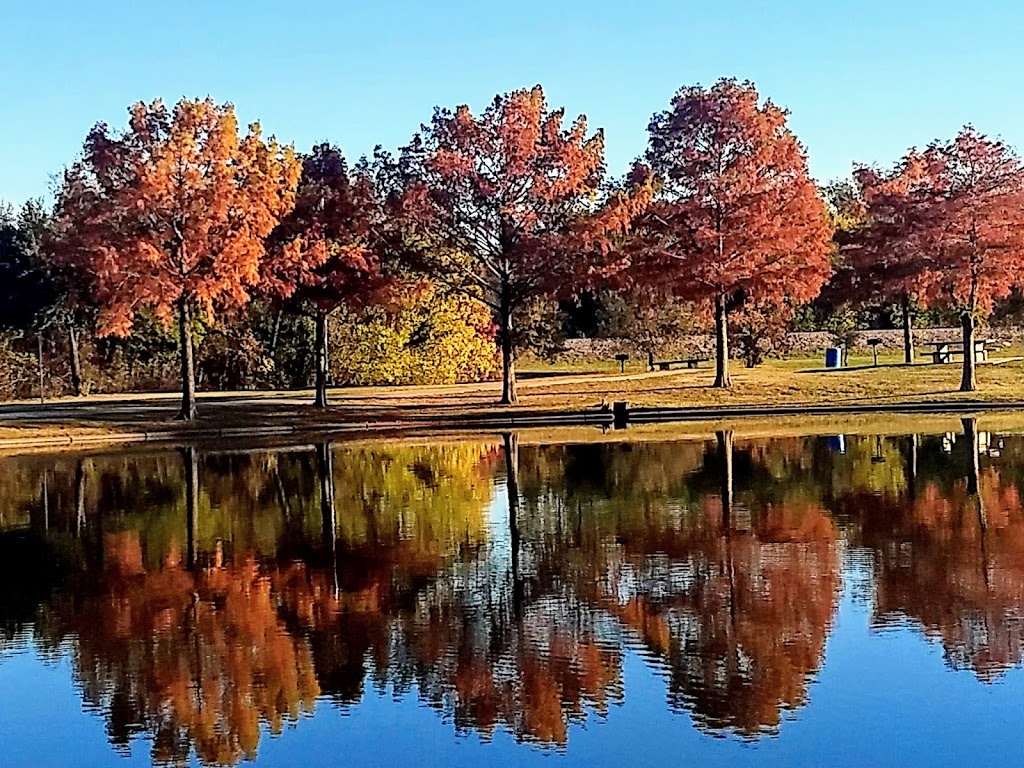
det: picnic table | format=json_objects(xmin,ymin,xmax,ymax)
[
  {"xmin": 652, "ymin": 357, "xmax": 708, "ymax": 371},
  {"xmin": 926, "ymin": 339, "xmax": 1002, "ymax": 364}
]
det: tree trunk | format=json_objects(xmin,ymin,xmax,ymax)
[
  {"xmin": 503, "ymin": 432, "xmax": 524, "ymax": 618},
  {"xmin": 718, "ymin": 429, "xmax": 737, "ymax": 626},
  {"xmin": 176, "ymin": 299, "xmax": 198, "ymax": 420},
  {"xmin": 183, "ymin": 447, "xmax": 199, "ymax": 569},
  {"xmin": 314, "ymin": 310, "xmax": 329, "ymax": 408},
  {"xmin": 37, "ymin": 333, "xmax": 45, "ymax": 405},
  {"xmin": 959, "ymin": 311, "xmax": 977, "ymax": 392},
  {"xmin": 317, "ymin": 442, "xmax": 339, "ymax": 593},
  {"xmin": 500, "ymin": 288, "xmax": 518, "ymax": 404},
  {"xmin": 907, "ymin": 434, "xmax": 918, "ymax": 500},
  {"xmin": 270, "ymin": 308, "xmax": 283, "ymax": 357},
  {"xmin": 74, "ymin": 459, "xmax": 87, "ymax": 535},
  {"xmin": 717, "ymin": 430, "xmax": 734, "ymax": 528},
  {"xmin": 68, "ymin": 323, "xmax": 84, "ymax": 397},
  {"xmin": 963, "ymin": 417, "xmax": 981, "ymax": 496},
  {"xmin": 713, "ymin": 294, "xmax": 732, "ymax": 388},
  {"xmin": 962, "ymin": 417, "xmax": 990, "ymax": 587},
  {"xmin": 901, "ymin": 295, "xmax": 915, "ymax": 364}
]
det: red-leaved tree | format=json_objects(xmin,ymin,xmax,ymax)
[
  {"xmin": 845, "ymin": 156, "xmax": 931, "ymax": 363},
  {"xmin": 391, "ymin": 86, "xmax": 608, "ymax": 404},
  {"xmin": 864, "ymin": 129, "xmax": 1024, "ymax": 391},
  {"xmin": 921, "ymin": 129, "xmax": 1024, "ymax": 391},
  {"xmin": 261, "ymin": 143, "xmax": 385, "ymax": 407},
  {"xmin": 628, "ymin": 79, "xmax": 833, "ymax": 387}
]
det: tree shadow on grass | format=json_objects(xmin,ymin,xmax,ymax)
[
  {"xmin": 518, "ymin": 370, "xmax": 605, "ymax": 381},
  {"xmin": 796, "ymin": 362, "xmax": 931, "ymax": 374}
]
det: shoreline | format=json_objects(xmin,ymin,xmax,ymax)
[{"xmin": 3, "ymin": 396, "xmax": 1024, "ymax": 455}]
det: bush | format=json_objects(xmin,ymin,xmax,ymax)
[
  {"xmin": 0, "ymin": 333, "xmax": 37, "ymax": 400},
  {"xmin": 330, "ymin": 284, "xmax": 499, "ymax": 386},
  {"xmin": 197, "ymin": 323, "xmax": 273, "ymax": 390},
  {"xmin": 515, "ymin": 296, "xmax": 567, "ymax": 360},
  {"xmin": 730, "ymin": 300, "xmax": 794, "ymax": 368}
]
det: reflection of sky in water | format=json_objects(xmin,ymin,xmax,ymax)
[
  {"xmin": 5, "ymin": 566, "xmax": 1024, "ymax": 768},
  {"xmin": 3, "ymin": 433, "xmax": 1024, "ymax": 766}
]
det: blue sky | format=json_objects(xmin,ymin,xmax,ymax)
[{"xmin": 3, "ymin": 0, "xmax": 1023, "ymax": 204}]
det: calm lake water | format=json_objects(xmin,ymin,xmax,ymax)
[{"xmin": 3, "ymin": 422, "xmax": 1024, "ymax": 767}]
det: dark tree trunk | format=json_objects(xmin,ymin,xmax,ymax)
[
  {"xmin": 963, "ymin": 417, "xmax": 981, "ymax": 496},
  {"xmin": 714, "ymin": 294, "xmax": 732, "ymax": 388},
  {"xmin": 317, "ymin": 442, "xmax": 339, "ymax": 593},
  {"xmin": 906, "ymin": 434, "xmax": 918, "ymax": 500},
  {"xmin": 717, "ymin": 429, "xmax": 737, "ymax": 625},
  {"xmin": 499, "ymin": 287, "xmax": 518, "ymax": 404},
  {"xmin": 37, "ymin": 333, "xmax": 45, "ymax": 404},
  {"xmin": 901, "ymin": 295, "xmax": 915, "ymax": 364},
  {"xmin": 317, "ymin": 442, "xmax": 336, "ymax": 548},
  {"xmin": 503, "ymin": 432, "xmax": 524, "ymax": 618},
  {"xmin": 74, "ymin": 459, "xmax": 87, "ymax": 535},
  {"xmin": 963, "ymin": 417, "xmax": 990, "ymax": 584},
  {"xmin": 718, "ymin": 430, "xmax": 734, "ymax": 528},
  {"xmin": 183, "ymin": 447, "xmax": 199, "ymax": 568},
  {"xmin": 176, "ymin": 299, "xmax": 198, "ymax": 420},
  {"xmin": 314, "ymin": 310, "xmax": 329, "ymax": 408},
  {"xmin": 960, "ymin": 311, "xmax": 977, "ymax": 392},
  {"xmin": 68, "ymin": 323, "xmax": 84, "ymax": 397},
  {"xmin": 270, "ymin": 308, "xmax": 283, "ymax": 357}
]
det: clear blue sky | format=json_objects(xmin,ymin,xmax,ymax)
[{"xmin": 3, "ymin": 0, "xmax": 1023, "ymax": 204}]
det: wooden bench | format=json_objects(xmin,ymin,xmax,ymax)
[{"xmin": 653, "ymin": 358, "xmax": 708, "ymax": 371}]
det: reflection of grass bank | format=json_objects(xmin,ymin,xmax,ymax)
[
  {"xmin": 508, "ymin": 412, "xmax": 1024, "ymax": 445},
  {"xmin": 5, "ymin": 353, "xmax": 1024, "ymax": 453}
]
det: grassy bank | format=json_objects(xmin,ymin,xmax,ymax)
[{"xmin": 2, "ymin": 351, "xmax": 1024, "ymax": 453}]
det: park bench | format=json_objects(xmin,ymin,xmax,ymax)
[
  {"xmin": 652, "ymin": 357, "xmax": 708, "ymax": 371},
  {"xmin": 926, "ymin": 339, "xmax": 1003, "ymax": 364}
]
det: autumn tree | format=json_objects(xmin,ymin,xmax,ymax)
[
  {"xmin": 840, "ymin": 159, "xmax": 931, "ymax": 364},
  {"xmin": 391, "ymin": 86, "xmax": 607, "ymax": 404},
  {"xmin": 261, "ymin": 143, "xmax": 384, "ymax": 407},
  {"xmin": 54, "ymin": 98, "xmax": 300, "ymax": 418},
  {"xmin": 629, "ymin": 79, "xmax": 833, "ymax": 387},
  {"xmin": 884, "ymin": 129, "xmax": 1024, "ymax": 391}
]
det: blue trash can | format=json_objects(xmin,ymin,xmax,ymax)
[{"xmin": 825, "ymin": 347, "xmax": 842, "ymax": 368}]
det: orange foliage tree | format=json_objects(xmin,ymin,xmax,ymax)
[
  {"xmin": 54, "ymin": 98, "xmax": 300, "ymax": 418},
  {"xmin": 391, "ymin": 86, "xmax": 608, "ymax": 403},
  {"xmin": 261, "ymin": 143, "xmax": 385, "ymax": 407},
  {"xmin": 865, "ymin": 129, "xmax": 1024, "ymax": 391},
  {"xmin": 628, "ymin": 79, "xmax": 833, "ymax": 387}
]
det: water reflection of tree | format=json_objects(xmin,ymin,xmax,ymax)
[
  {"xmin": 273, "ymin": 435, "xmax": 625, "ymax": 748},
  {"xmin": 518, "ymin": 433, "xmax": 841, "ymax": 737},
  {"xmin": 6, "ymin": 442, "xmax": 503, "ymax": 765},
  {"xmin": 857, "ymin": 421, "xmax": 1024, "ymax": 681},
  {"xmin": 39, "ymin": 531, "xmax": 321, "ymax": 766},
  {"xmin": 24, "ymin": 429, "xmax": 1024, "ymax": 755}
]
